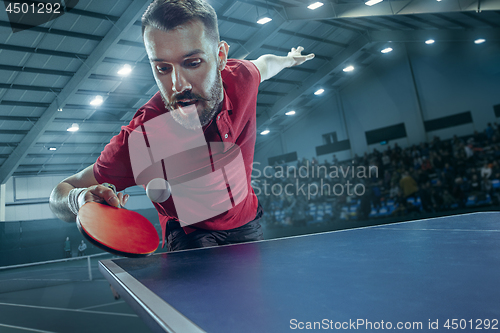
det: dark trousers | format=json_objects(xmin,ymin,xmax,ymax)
[{"xmin": 166, "ymin": 204, "xmax": 264, "ymax": 252}]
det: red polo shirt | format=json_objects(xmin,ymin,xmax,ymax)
[{"xmin": 94, "ymin": 59, "xmax": 260, "ymax": 246}]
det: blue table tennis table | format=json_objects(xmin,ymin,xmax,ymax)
[{"xmin": 99, "ymin": 212, "xmax": 500, "ymax": 333}]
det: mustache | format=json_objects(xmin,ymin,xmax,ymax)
[{"xmin": 170, "ymin": 91, "xmax": 208, "ymax": 104}]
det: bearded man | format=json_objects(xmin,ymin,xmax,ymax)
[{"xmin": 50, "ymin": 0, "xmax": 314, "ymax": 251}]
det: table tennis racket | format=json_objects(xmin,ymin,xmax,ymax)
[{"xmin": 76, "ymin": 202, "xmax": 159, "ymax": 257}]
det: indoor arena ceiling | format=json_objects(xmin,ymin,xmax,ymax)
[{"xmin": 0, "ymin": 0, "xmax": 499, "ymax": 179}]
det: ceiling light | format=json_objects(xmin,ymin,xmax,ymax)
[
  {"xmin": 48, "ymin": 147, "xmax": 57, "ymax": 151},
  {"xmin": 381, "ymin": 47, "xmax": 393, "ymax": 53},
  {"xmin": 118, "ymin": 64, "xmax": 132, "ymax": 76},
  {"xmin": 257, "ymin": 17, "xmax": 272, "ymax": 24},
  {"xmin": 67, "ymin": 123, "xmax": 79, "ymax": 132},
  {"xmin": 425, "ymin": 39, "xmax": 435, "ymax": 44},
  {"xmin": 343, "ymin": 65, "xmax": 355, "ymax": 72},
  {"xmin": 365, "ymin": 0, "xmax": 383, "ymax": 6},
  {"xmin": 474, "ymin": 38, "xmax": 486, "ymax": 44},
  {"xmin": 90, "ymin": 95, "xmax": 103, "ymax": 106},
  {"xmin": 260, "ymin": 130, "xmax": 270, "ymax": 135},
  {"xmin": 307, "ymin": 2, "xmax": 324, "ymax": 10},
  {"xmin": 57, "ymin": 108, "xmax": 63, "ymax": 112},
  {"xmin": 314, "ymin": 88, "xmax": 325, "ymax": 95},
  {"xmin": 285, "ymin": 110, "xmax": 296, "ymax": 116}
]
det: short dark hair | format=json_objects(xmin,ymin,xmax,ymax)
[{"xmin": 142, "ymin": 0, "xmax": 219, "ymax": 42}]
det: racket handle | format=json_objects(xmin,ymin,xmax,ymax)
[{"xmin": 101, "ymin": 183, "xmax": 122, "ymax": 208}]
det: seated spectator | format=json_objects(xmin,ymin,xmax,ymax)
[
  {"xmin": 389, "ymin": 180, "xmax": 401, "ymax": 199},
  {"xmin": 452, "ymin": 177, "xmax": 466, "ymax": 207},
  {"xmin": 481, "ymin": 163, "xmax": 492, "ymax": 179},
  {"xmin": 382, "ymin": 152, "xmax": 391, "ymax": 168},
  {"xmin": 332, "ymin": 154, "xmax": 339, "ymax": 165},
  {"xmin": 469, "ymin": 174, "xmax": 482, "ymax": 196},
  {"xmin": 430, "ymin": 152, "xmax": 444, "ymax": 172},
  {"xmin": 382, "ymin": 169, "xmax": 391, "ymax": 188},
  {"xmin": 421, "ymin": 156, "xmax": 432, "ymax": 172},
  {"xmin": 481, "ymin": 176, "xmax": 492, "ymax": 195},
  {"xmin": 358, "ymin": 187, "xmax": 372, "ymax": 220},
  {"xmin": 419, "ymin": 182, "xmax": 434, "ymax": 213},
  {"xmin": 400, "ymin": 171, "xmax": 419, "ymax": 198},
  {"xmin": 491, "ymin": 161, "xmax": 500, "ymax": 179},
  {"xmin": 431, "ymin": 186, "xmax": 444, "ymax": 211},
  {"xmin": 440, "ymin": 189, "xmax": 457, "ymax": 211},
  {"xmin": 464, "ymin": 143, "xmax": 474, "ymax": 159}
]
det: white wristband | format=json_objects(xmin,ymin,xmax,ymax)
[{"xmin": 68, "ymin": 188, "xmax": 86, "ymax": 216}]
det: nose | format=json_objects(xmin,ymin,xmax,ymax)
[{"xmin": 171, "ymin": 66, "xmax": 192, "ymax": 94}]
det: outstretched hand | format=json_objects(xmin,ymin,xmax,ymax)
[{"xmin": 287, "ymin": 46, "xmax": 315, "ymax": 67}]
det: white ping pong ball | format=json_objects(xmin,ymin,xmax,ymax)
[{"xmin": 146, "ymin": 178, "xmax": 171, "ymax": 203}]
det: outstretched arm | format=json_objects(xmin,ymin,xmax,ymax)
[{"xmin": 250, "ymin": 46, "xmax": 314, "ymax": 83}]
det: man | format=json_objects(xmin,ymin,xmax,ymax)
[
  {"xmin": 49, "ymin": 0, "xmax": 314, "ymax": 251},
  {"xmin": 64, "ymin": 237, "xmax": 71, "ymax": 258},
  {"xmin": 78, "ymin": 240, "xmax": 87, "ymax": 256}
]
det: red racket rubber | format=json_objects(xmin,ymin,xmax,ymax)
[{"xmin": 77, "ymin": 202, "xmax": 159, "ymax": 257}]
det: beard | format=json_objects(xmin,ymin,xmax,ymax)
[{"xmin": 161, "ymin": 68, "xmax": 223, "ymax": 130}]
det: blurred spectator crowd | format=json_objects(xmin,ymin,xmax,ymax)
[{"xmin": 255, "ymin": 123, "xmax": 500, "ymax": 227}]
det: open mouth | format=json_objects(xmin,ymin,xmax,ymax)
[
  {"xmin": 177, "ymin": 99, "xmax": 197, "ymax": 107},
  {"xmin": 175, "ymin": 100, "xmax": 198, "ymax": 116}
]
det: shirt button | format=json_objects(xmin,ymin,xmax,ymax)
[{"xmin": 225, "ymin": 134, "xmax": 228, "ymax": 139}]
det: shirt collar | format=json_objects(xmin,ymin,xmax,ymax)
[{"xmin": 221, "ymin": 85, "xmax": 233, "ymax": 115}]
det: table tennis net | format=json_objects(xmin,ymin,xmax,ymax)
[{"xmin": 0, "ymin": 253, "xmax": 113, "ymax": 294}]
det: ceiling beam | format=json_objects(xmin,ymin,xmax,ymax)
[
  {"xmin": 75, "ymin": 89, "xmax": 153, "ymax": 100},
  {"xmin": 1, "ymin": 101, "xmax": 50, "ymax": 108},
  {"xmin": 63, "ymin": 104, "xmax": 137, "ymax": 112},
  {"xmin": 35, "ymin": 143, "xmax": 106, "ymax": 148},
  {"xmin": 0, "ymin": 83, "xmax": 61, "ymax": 93},
  {"xmin": 0, "ymin": 20, "xmax": 102, "ymax": 41},
  {"xmin": 0, "ymin": 115, "xmax": 129, "ymax": 126},
  {"xmin": 0, "ymin": 130, "xmax": 29, "ymax": 135},
  {"xmin": 0, "ymin": 64, "xmax": 73, "ymax": 76},
  {"xmin": 52, "ymin": 118, "xmax": 130, "ymax": 125},
  {"xmin": 278, "ymin": 29, "xmax": 348, "ymax": 48},
  {"xmin": 88, "ymin": 73, "xmax": 154, "ymax": 82},
  {"xmin": 0, "ymin": 0, "xmax": 153, "ymax": 184},
  {"xmin": 43, "ymin": 131, "xmax": 118, "ymax": 136},
  {"xmin": 0, "ymin": 43, "xmax": 88, "ymax": 60},
  {"xmin": 27, "ymin": 153, "xmax": 101, "ymax": 158},
  {"xmin": 368, "ymin": 27, "xmax": 500, "ymax": 42},
  {"xmin": 318, "ymin": 20, "xmax": 366, "ymax": 35},
  {"xmin": 282, "ymin": 0, "xmax": 500, "ymax": 20},
  {"xmin": 432, "ymin": 13, "xmax": 473, "ymax": 29},
  {"xmin": 17, "ymin": 163, "xmax": 89, "ymax": 170},
  {"xmin": 461, "ymin": 11, "xmax": 500, "ymax": 28}
]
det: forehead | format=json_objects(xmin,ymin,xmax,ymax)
[{"xmin": 144, "ymin": 20, "xmax": 215, "ymax": 61}]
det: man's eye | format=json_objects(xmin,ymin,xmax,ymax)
[
  {"xmin": 186, "ymin": 60, "xmax": 201, "ymax": 68},
  {"xmin": 156, "ymin": 66, "xmax": 170, "ymax": 73}
]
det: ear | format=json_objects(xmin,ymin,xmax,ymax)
[{"xmin": 217, "ymin": 41, "xmax": 229, "ymax": 71}]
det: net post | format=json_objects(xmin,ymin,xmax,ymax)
[{"xmin": 87, "ymin": 256, "xmax": 93, "ymax": 281}]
